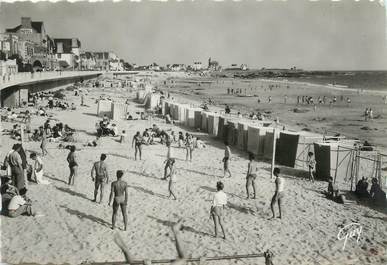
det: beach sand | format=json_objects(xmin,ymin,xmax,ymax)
[
  {"xmin": 1, "ymin": 73, "xmax": 386, "ymax": 265},
  {"xmin": 159, "ymin": 75, "xmax": 387, "ymax": 152}
]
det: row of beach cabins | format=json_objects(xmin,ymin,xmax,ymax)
[{"xmin": 96, "ymin": 86, "xmax": 386, "ymax": 193}]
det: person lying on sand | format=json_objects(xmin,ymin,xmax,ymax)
[
  {"xmin": 114, "ymin": 218, "xmax": 188, "ymax": 265},
  {"xmin": 210, "ymin": 181, "xmax": 227, "ymax": 239},
  {"xmin": 108, "ymin": 170, "xmax": 128, "ymax": 231},
  {"xmin": 270, "ymin": 167, "xmax": 284, "ymax": 219}
]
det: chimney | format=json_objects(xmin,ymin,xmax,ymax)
[{"xmin": 21, "ymin": 17, "xmax": 32, "ymax": 28}]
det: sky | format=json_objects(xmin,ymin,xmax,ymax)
[{"xmin": 0, "ymin": 0, "xmax": 386, "ymax": 70}]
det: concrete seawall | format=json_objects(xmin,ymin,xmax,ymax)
[{"xmin": 0, "ymin": 71, "xmax": 102, "ymax": 107}]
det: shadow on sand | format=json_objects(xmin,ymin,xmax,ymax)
[
  {"xmin": 127, "ymin": 184, "xmax": 167, "ymax": 199},
  {"xmin": 55, "ymin": 186, "xmax": 91, "ymax": 201},
  {"xmin": 147, "ymin": 215, "xmax": 212, "ymax": 237},
  {"xmin": 44, "ymin": 174, "xmax": 67, "ymax": 184},
  {"xmin": 60, "ymin": 205, "xmax": 111, "ymax": 227},
  {"xmin": 126, "ymin": 170, "xmax": 161, "ymax": 181},
  {"xmin": 199, "ymin": 185, "xmax": 244, "ymax": 200}
]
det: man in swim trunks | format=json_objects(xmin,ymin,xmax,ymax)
[
  {"xmin": 108, "ymin": 170, "xmax": 128, "ymax": 230},
  {"xmin": 270, "ymin": 167, "xmax": 284, "ymax": 219},
  {"xmin": 246, "ymin": 153, "xmax": 258, "ymax": 199},
  {"xmin": 91, "ymin": 154, "xmax": 109, "ymax": 203}
]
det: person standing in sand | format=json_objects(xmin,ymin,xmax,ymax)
[
  {"xmin": 66, "ymin": 145, "xmax": 78, "ymax": 186},
  {"xmin": 210, "ymin": 181, "xmax": 227, "ymax": 239},
  {"xmin": 166, "ymin": 158, "xmax": 177, "ymax": 200},
  {"xmin": 108, "ymin": 170, "xmax": 128, "ymax": 231},
  {"xmin": 30, "ymin": 153, "xmax": 50, "ymax": 185},
  {"xmin": 163, "ymin": 142, "xmax": 174, "ymax": 180},
  {"xmin": 132, "ymin": 131, "xmax": 143, "ymax": 160},
  {"xmin": 246, "ymin": 153, "xmax": 258, "ymax": 199},
  {"xmin": 91, "ymin": 154, "xmax": 109, "ymax": 203},
  {"xmin": 222, "ymin": 142, "xmax": 232, "ymax": 178},
  {"xmin": 40, "ymin": 126, "xmax": 48, "ymax": 156},
  {"xmin": 270, "ymin": 167, "xmax": 284, "ymax": 219},
  {"xmin": 185, "ymin": 134, "xmax": 194, "ymax": 162},
  {"xmin": 307, "ymin": 152, "xmax": 316, "ymax": 182}
]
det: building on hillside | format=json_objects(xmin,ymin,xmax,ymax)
[
  {"xmin": 18, "ymin": 40, "xmax": 34, "ymax": 64},
  {"xmin": 208, "ymin": 57, "xmax": 221, "ymax": 71},
  {"xmin": 192, "ymin": 61, "xmax": 202, "ymax": 71},
  {"xmin": 148, "ymin": 63, "xmax": 160, "ymax": 71},
  {"xmin": 80, "ymin": 52, "xmax": 96, "ymax": 70},
  {"xmin": 170, "ymin": 64, "xmax": 186, "ymax": 71},
  {"xmin": 53, "ymin": 38, "xmax": 81, "ymax": 69},
  {"xmin": 5, "ymin": 17, "xmax": 56, "ymax": 70},
  {"xmin": 0, "ymin": 33, "xmax": 19, "ymax": 59},
  {"xmin": 90, "ymin": 51, "xmax": 119, "ymax": 71},
  {"xmin": 0, "ymin": 59, "xmax": 18, "ymax": 79}
]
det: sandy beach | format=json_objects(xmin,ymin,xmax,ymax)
[
  {"xmin": 159, "ymin": 74, "xmax": 387, "ymax": 153},
  {"xmin": 0, "ymin": 72, "xmax": 386, "ymax": 265}
]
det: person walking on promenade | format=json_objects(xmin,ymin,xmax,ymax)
[
  {"xmin": 67, "ymin": 145, "xmax": 78, "ymax": 186},
  {"xmin": 132, "ymin": 131, "xmax": 143, "ymax": 160},
  {"xmin": 270, "ymin": 167, "xmax": 285, "ymax": 219},
  {"xmin": 108, "ymin": 170, "xmax": 128, "ymax": 231},
  {"xmin": 210, "ymin": 181, "xmax": 227, "ymax": 239},
  {"xmin": 91, "ymin": 154, "xmax": 109, "ymax": 203}
]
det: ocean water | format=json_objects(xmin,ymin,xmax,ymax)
[
  {"xmin": 229, "ymin": 70, "xmax": 387, "ymax": 91},
  {"xmin": 287, "ymin": 71, "xmax": 387, "ymax": 91}
]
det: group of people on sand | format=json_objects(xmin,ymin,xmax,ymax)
[
  {"xmin": 355, "ymin": 177, "xmax": 386, "ymax": 206},
  {"xmin": 364, "ymin": 107, "xmax": 374, "ymax": 121},
  {"xmin": 1, "ymin": 143, "xmax": 47, "ymax": 218}
]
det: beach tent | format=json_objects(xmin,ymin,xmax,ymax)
[
  {"xmin": 314, "ymin": 142, "xmax": 355, "ymax": 181},
  {"xmin": 136, "ymin": 90, "xmax": 146, "ymax": 101},
  {"xmin": 97, "ymin": 100, "xmax": 112, "ymax": 117},
  {"xmin": 226, "ymin": 121, "xmax": 238, "ymax": 146},
  {"xmin": 247, "ymin": 125, "xmax": 268, "ymax": 156},
  {"xmin": 276, "ymin": 132, "xmax": 299, "ymax": 167},
  {"xmin": 293, "ymin": 132, "xmax": 324, "ymax": 170},
  {"xmin": 185, "ymin": 107, "xmax": 196, "ymax": 128},
  {"xmin": 207, "ymin": 114, "xmax": 219, "ymax": 136},
  {"xmin": 171, "ymin": 103, "xmax": 179, "ymax": 120},
  {"xmin": 201, "ymin": 112, "xmax": 208, "ymax": 132},
  {"xmin": 217, "ymin": 117, "xmax": 227, "ymax": 140},
  {"xmin": 178, "ymin": 105, "xmax": 187, "ymax": 123},
  {"xmin": 194, "ymin": 110, "xmax": 202, "ymax": 129},
  {"xmin": 112, "ymin": 102, "xmax": 128, "ymax": 120},
  {"xmin": 263, "ymin": 130, "xmax": 280, "ymax": 160},
  {"xmin": 237, "ymin": 122, "xmax": 249, "ymax": 151},
  {"xmin": 164, "ymin": 101, "xmax": 171, "ymax": 116}
]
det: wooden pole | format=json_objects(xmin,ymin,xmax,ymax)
[
  {"xmin": 334, "ymin": 145, "xmax": 340, "ymax": 183},
  {"xmin": 89, "ymin": 253, "xmax": 265, "ymax": 265},
  {"xmin": 271, "ymin": 128, "xmax": 277, "ymax": 179},
  {"xmin": 20, "ymin": 124, "xmax": 25, "ymax": 147}
]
